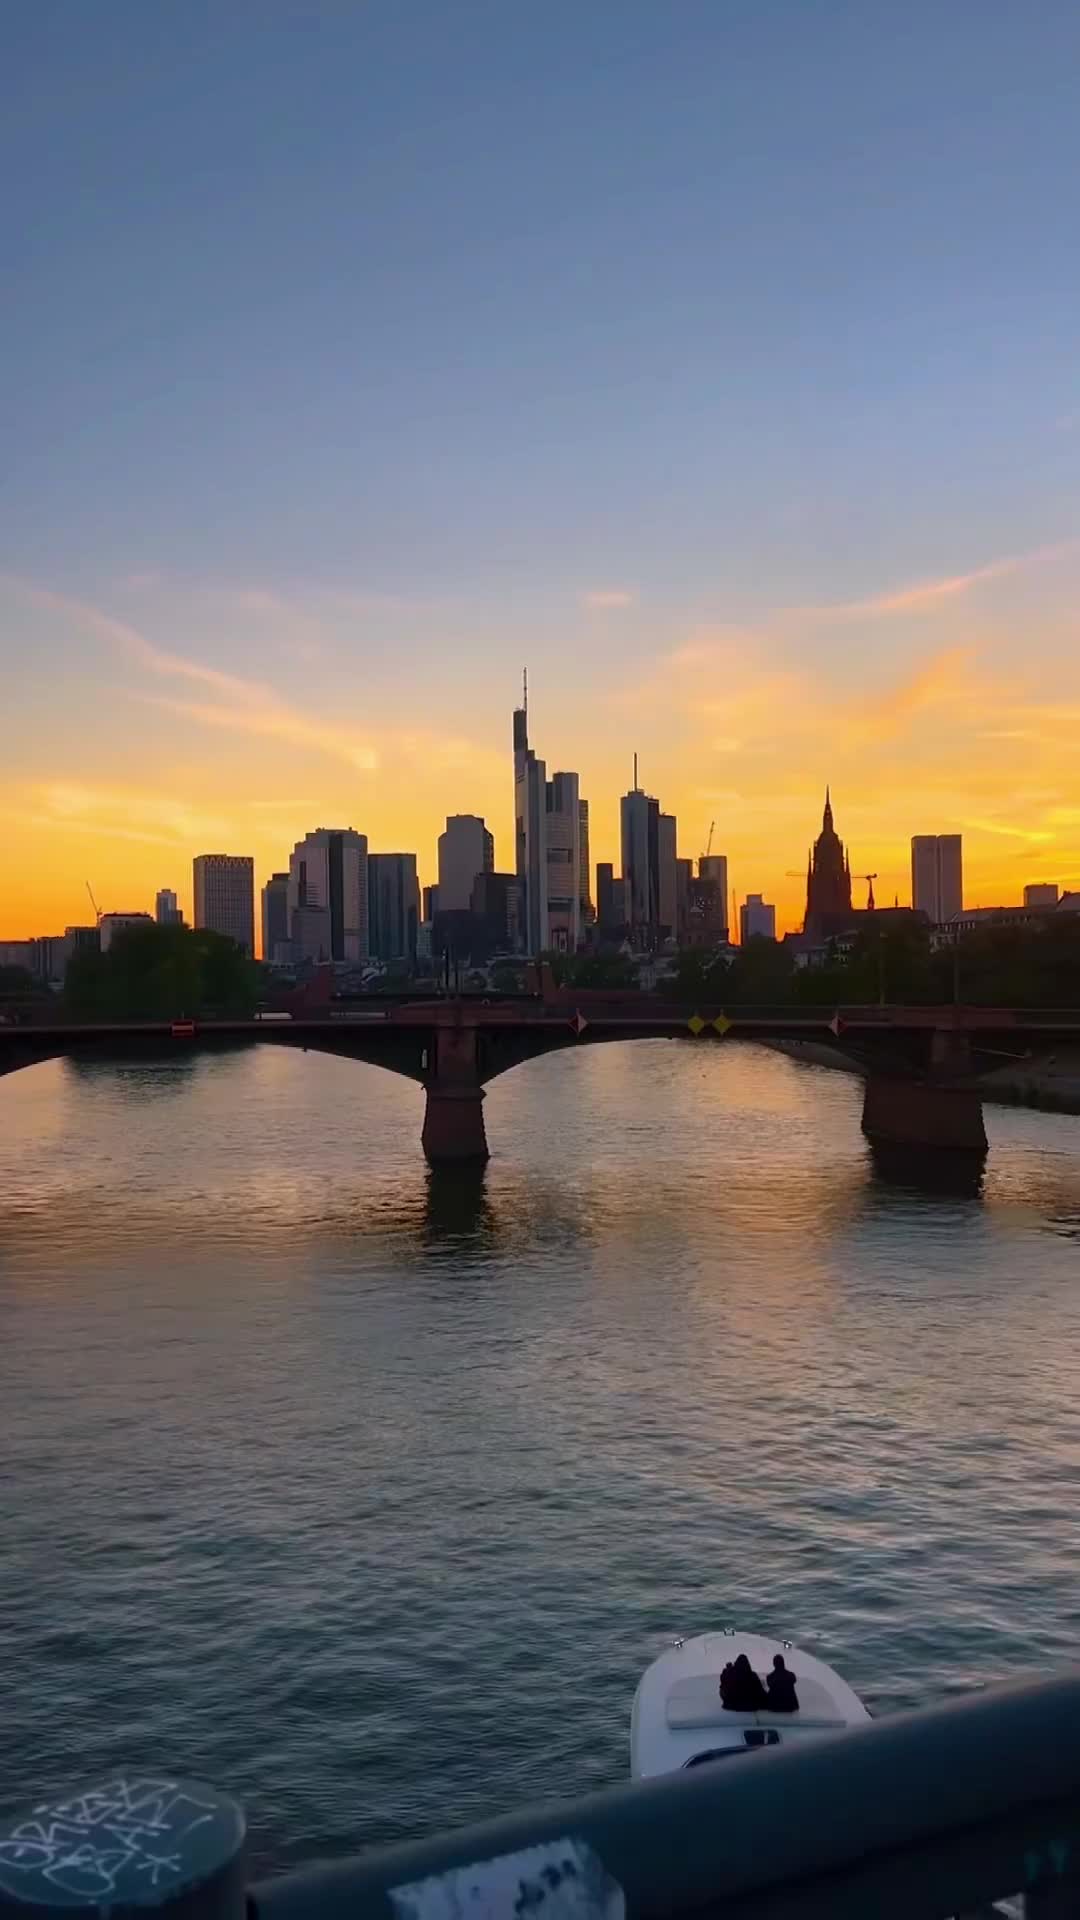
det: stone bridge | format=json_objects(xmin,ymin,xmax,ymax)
[{"xmin": 2, "ymin": 996, "xmax": 1077, "ymax": 1164}]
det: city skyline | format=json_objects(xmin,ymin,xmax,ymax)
[{"xmin": 6, "ymin": 5, "xmax": 1080, "ymax": 937}]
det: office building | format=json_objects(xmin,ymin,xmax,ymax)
[
  {"xmin": 740, "ymin": 893, "xmax": 777, "ymax": 942},
  {"xmin": 546, "ymin": 771, "xmax": 582, "ymax": 952},
  {"xmin": 423, "ymin": 885, "xmax": 439, "ymax": 922},
  {"xmin": 368, "ymin": 853, "xmax": 421, "ymax": 964},
  {"xmin": 699, "ymin": 853, "xmax": 729, "ymax": 925},
  {"xmin": 471, "ymin": 871, "xmax": 522, "ymax": 955},
  {"xmin": 261, "ymin": 871, "xmax": 290, "ymax": 963},
  {"xmin": 286, "ymin": 829, "xmax": 368, "ymax": 962},
  {"xmin": 155, "ymin": 888, "xmax": 182, "ymax": 926},
  {"xmin": 514, "ymin": 695, "xmax": 548, "ymax": 954},
  {"xmin": 0, "ymin": 940, "xmax": 37, "ymax": 971},
  {"xmin": 193, "ymin": 855, "xmax": 255, "ymax": 955},
  {"xmin": 620, "ymin": 773, "xmax": 660, "ymax": 945},
  {"xmin": 658, "ymin": 812, "xmax": 678, "ymax": 941},
  {"xmin": 911, "ymin": 834, "xmax": 963, "ymax": 923},
  {"xmin": 1024, "ymin": 883, "xmax": 1059, "ymax": 907},
  {"xmin": 683, "ymin": 877, "xmax": 728, "ymax": 948},
  {"xmin": 437, "ymin": 815, "xmax": 494, "ymax": 912},
  {"xmin": 99, "ymin": 911, "xmax": 155, "ymax": 952},
  {"xmin": 579, "ymin": 799, "xmax": 593, "ymax": 925}
]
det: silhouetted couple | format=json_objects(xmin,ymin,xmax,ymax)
[{"xmin": 720, "ymin": 1653, "xmax": 798, "ymax": 1714}]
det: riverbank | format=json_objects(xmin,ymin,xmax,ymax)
[{"xmin": 765, "ymin": 1038, "xmax": 1080, "ymax": 1117}]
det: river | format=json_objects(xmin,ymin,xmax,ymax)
[{"xmin": 2, "ymin": 1041, "xmax": 1079, "ymax": 1872}]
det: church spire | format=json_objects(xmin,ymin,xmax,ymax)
[{"xmin": 823, "ymin": 785, "xmax": 834, "ymax": 833}]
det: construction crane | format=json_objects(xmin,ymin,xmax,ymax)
[
  {"xmin": 85, "ymin": 881, "xmax": 102, "ymax": 926},
  {"xmin": 700, "ymin": 820, "xmax": 715, "ymax": 865}
]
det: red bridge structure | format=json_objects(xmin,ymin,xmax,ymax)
[{"xmin": 1, "ymin": 993, "xmax": 1077, "ymax": 1165}]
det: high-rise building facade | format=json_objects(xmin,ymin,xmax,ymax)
[
  {"xmin": 368, "ymin": 853, "xmax": 421, "ymax": 963},
  {"xmin": 578, "ymin": 799, "xmax": 592, "ymax": 925},
  {"xmin": 192, "ymin": 855, "xmax": 255, "ymax": 955},
  {"xmin": 286, "ymin": 829, "xmax": 368, "ymax": 962},
  {"xmin": 698, "ymin": 854, "xmax": 729, "ymax": 926},
  {"xmin": 437, "ymin": 815, "xmax": 494, "ymax": 912},
  {"xmin": 545, "ymin": 771, "xmax": 581, "ymax": 952},
  {"xmin": 261, "ymin": 871, "xmax": 290, "ymax": 963},
  {"xmin": 911, "ymin": 834, "xmax": 963, "ymax": 923},
  {"xmin": 740, "ymin": 893, "xmax": 777, "ymax": 942},
  {"xmin": 471, "ymin": 871, "xmax": 521, "ymax": 954},
  {"xmin": 514, "ymin": 700, "xmax": 548, "ymax": 954},
  {"xmin": 1024, "ymin": 882, "xmax": 1059, "ymax": 907},
  {"xmin": 155, "ymin": 888, "xmax": 182, "ymax": 926},
  {"xmin": 657, "ymin": 812, "xmax": 678, "ymax": 940},
  {"xmin": 620, "ymin": 783, "xmax": 660, "ymax": 945}
]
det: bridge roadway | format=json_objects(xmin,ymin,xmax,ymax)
[{"xmin": 2, "ymin": 997, "xmax": 1078, "ymax": 1164}]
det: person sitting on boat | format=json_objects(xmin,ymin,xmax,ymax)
[
  {"xmin": 721, "ymin": 1653, "xmax": 768, "ymax": 1711},
  {"xmin": 766, "ymin": 1654, "xmax": 799, "ymax": 1713}
]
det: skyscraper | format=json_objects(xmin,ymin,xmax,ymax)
[
  {"xmin": 192, "ymin": 854, "xmax": 255, "ymax": 955},
  {"xmin": 620, "ymin": 776, "xmax": 660, "ymax": 945},
  {"xmin": 804, "ymin": 790, "xmax": 852, "ymax": 935},
  {"xmin": 545, "ymin": 771, "xmax": 581, "ymax": 952},
  {"xmin": 740, "ymin": 894, "xmax": 777, "ymax": 942},
  {"xmin": 514, "ymin": 693, "xmax": 548, "ymax": 954},
  {"xmin": 657, "ymin": 812, "xmax": 678, "ymax": 940},
  {"xmin": 155, "ymin": 888, "xmax": 182, "ymax": 926},
  {"xmin": 578, "ymin": 798, "xmax": 593, "ymax": 925},
  {"xmin": 368, "ymin": 853, "xmax": 420, "ymax": 963},
  {"xmin": 287, "ymin": 829, "xmax": 368, "ymax": 962},
  {"xmin": 261, "ymin": 871, "xmax": 289, "ymax": 962},
  {"xmin": 911, "ymin": 834, "xmax": 963, "ymax": 923},
  {"xmin": 437, "ymin": 815, "xmax": 494, "ymax": 912},
  {"xmin": 675, "ymin": 857, "xmax": 692, "ymax": 941}
]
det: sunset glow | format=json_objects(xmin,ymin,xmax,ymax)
[{"xmin": 5, "ymin": 5, "xmax": 1080, "ymax": 944}]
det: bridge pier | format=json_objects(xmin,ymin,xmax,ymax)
[
  {"xmin": 861, "ymin": 1075, "xmax": 987, "ymax": 1154},
  {"xmin": 421, "ymin": 1083, "xmax": 488, "ymax": 1165},
  {"xmin": 421, "ymin": 1017, "xmax": 489, "ymax": 1166}
]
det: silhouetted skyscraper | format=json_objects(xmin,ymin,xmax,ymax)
[
  {"xmin": 514, "ymin": 692, "xmax": 548, "ymax": 954},
  {"xmin": 438, "ymin": 815, "xmax": 494, "ymax": 912},
  {"xmin": 261, "ymin": 871, "xmax": 289, "ymax": 961},
  {"xmin": 155, "ymin": 888, "xmax": 182, "ymax": 926},
  {"xmin": 621, "ymin": 778, "xmax": 660, "ymax": 945},
  {"xmin": 193, "ymin": 854, "xmax": 255, "ymax": 956},
  {"xmin": 658, "ymin": 812, "xmax": 678, "ymax": 939},
  {"xmin": 368, "ymin": 853, "xmax": 420, "ymax": 963},
  {"xmin": 912, "ymin": 834, "xmax": 963, "ymax": 923},
  {"xmin": 740, "ymin": 894, "xmax": 776, "ymax": 942},
  {"xmin": 546, "ymin": 771, "xmax": 581, "ymax": 952},
  {"xmin": 287, "ymin": 829, "xmax": 368, "ymax": 961}
]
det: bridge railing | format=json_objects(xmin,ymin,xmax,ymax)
[
  {"xmin": 250, "ymin": 1675, "xmax": 1080, "ymax": 1920},
  {"xmin": 4, "ymin": 1677, "xmax": 1080, "ymax": 1920}
]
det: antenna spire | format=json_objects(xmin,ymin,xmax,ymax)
[
  {"xmin": 633, "ymin": 750, "xmax": 639, "ymax": 790},
  {"xmin": 523, "ymin": 667, "xmax": 528, "ymax": 719}
]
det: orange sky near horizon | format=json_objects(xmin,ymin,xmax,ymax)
[{"xmin": 3, "ymin": 544, "xmax": 1079, "ymax": 948}]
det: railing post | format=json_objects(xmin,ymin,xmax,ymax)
[{"xmin": 0, "ymin": 1778, "xmax": 246, "ymax": 1920}]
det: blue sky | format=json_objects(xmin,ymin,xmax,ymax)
[{"xmin": 5, "ymin": 0, "xmax": 1080, "ymax": 932}]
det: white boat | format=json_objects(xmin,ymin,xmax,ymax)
[{"xmin": 631, "ymin": 1629, "xmax": 870, "ymax": 1778}]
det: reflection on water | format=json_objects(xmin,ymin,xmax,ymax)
[{"xmin": 2, "ymin": 1042, "xmax": 1080, "ymax": 1870}]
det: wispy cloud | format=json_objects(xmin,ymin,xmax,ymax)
[
  {"xmin": 135, "ymin": 694, "xmax": 379, "ymax": 771},
  {"xmin": 6, "ymin": 575, "xmax": 381, "ymax": 771},
  {"xmin": 582, "ymin": 588, "xmax": 636, "ymax": 609},
  {"xmin": 8, "ymin": 576, "xmax": 271, "ymax": 703},
  {"xmin": 795, "ymin": 538, "xmax": 1077, "ymax": 622}
]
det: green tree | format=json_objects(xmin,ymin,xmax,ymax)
[{"xmin": 64, "ymin": 924, "xmax": 255, "ymax": 1019}]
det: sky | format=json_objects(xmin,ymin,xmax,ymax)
[{"xmin": 5, "ymin": 0, "xmax": 1080, "ymax": 940}]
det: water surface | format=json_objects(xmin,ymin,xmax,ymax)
[{"xmin": 2, "ymin": 1042, "xmax": 1078, "ymax": 1870}]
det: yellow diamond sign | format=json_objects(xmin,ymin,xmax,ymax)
[
  {"xmin": 713, "ymin": 1013, "xmax": 732, "ymax": 1036},
  {"xmin": 687, "ymin": 1013, "xmax": 706, "ymax": 1035}
]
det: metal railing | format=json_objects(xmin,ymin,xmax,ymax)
[{"xmin": 4, "ymin": 1675, "xmax": 1080, "ymax": 1920}]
